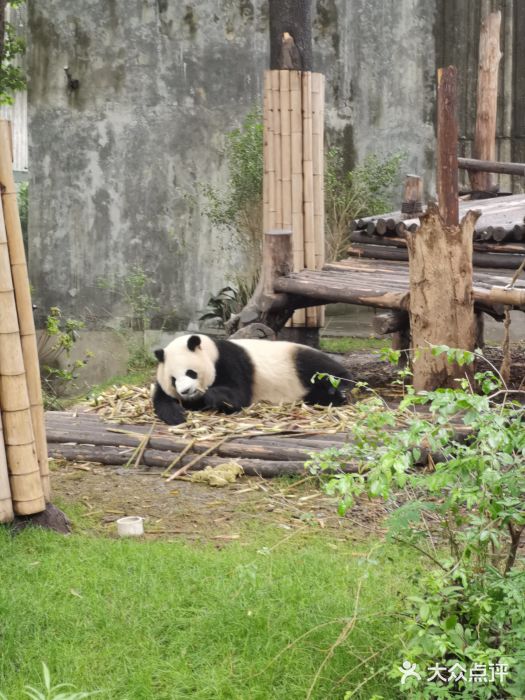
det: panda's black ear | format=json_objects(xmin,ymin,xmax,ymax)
[
  {"xmin": 187, "ymin": 335, "xmax": 201, "ymax": 352},
  {"xmin": 154, "ymin": 348, "xmax": 165, "ymax": 363}
]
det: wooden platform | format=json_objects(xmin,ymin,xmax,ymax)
[{"xmin": 274, "ymin": 257, "xmax": 525, "ymax": 314}]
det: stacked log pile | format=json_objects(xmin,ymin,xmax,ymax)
[
  {"xmin": 46, "ymin": 411, "xmax": 356, "ymax": 478},
  {"xmin": 350, "ymin": 193, "xmax": 525, "ymax": 258},
  {"xmin": 0, "ymin": 121, "xmax": 49, "ymax": 523}
]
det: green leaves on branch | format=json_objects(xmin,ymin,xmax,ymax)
[
  {"xmin": 308, "ymin": 349, "xmax": 525, "ymax": 697},
  {"xmin": 0, "ymin": 1, "xmax": 26, "ymax": 106}
]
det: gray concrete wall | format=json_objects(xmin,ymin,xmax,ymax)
[
  {"xmin": 27, "ymin": 1, "xmax": 523, "ymax": 330},
  {"xmin": 27, "ymin": 0, "xmax": 438, "ymax": 329}
]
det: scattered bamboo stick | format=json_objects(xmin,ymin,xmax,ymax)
[{"xmin": 0, "ymin": 120, "xmax": 50, "ymax": 500}]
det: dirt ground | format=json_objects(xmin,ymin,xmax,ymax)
[
  {"xmin": 51, "ymin": 460, "xmax": 389, "ymax": 543},
  {"xmin": 50, "ymin": 345, "xmax": 524, "ymax": 543}
]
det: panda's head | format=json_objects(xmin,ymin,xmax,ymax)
[{"xmin": 154, "ymin": 334, "xmax": 219, "ymax": 402}]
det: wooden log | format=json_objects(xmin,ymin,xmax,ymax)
[
  {"xmin": 347, "ymin": 242, "xmax": 525, "ymax": 270},
  {"xmin": 407, "ymin": 203, "xmax": 479, "ymax": 391},
  {"xmin": 401, "ymin": 174, "xmax": 423, "ymax": 217},
  {"xmin": 350, "ymin": 229, "xmax": 525, "ymax": 255},
  {"xmin": 0, "ymin": 410, "xmax": 14, "ymax": 523},
  {"xmin": 0, "ymin": 120, "xmax": 49, "ymax": 501},
  {"xmin": 46, "ymin": 427, "xmax": 314, "ymax": 462},
  {"xmin": 238, "ymin": 229, "xmax": 294, "ymax": 330},
  {"xmin": 269, "ymin": 0, "xmax": 312, "ymax": 72},
  {"xmin": 436, "ymin": 67, "xmax": 459, "ymax": 226},
  {"xmin": 274, "ymin": 273, "xmax": 410, "ymax": 310},
  {"xmin": 47, "ymin": 442, "xmax": 320, "ymax": 478},
  {"xmin": 459, "ymin": 157, "xmax": 525, "ymax": 178},
  {"xmin": 0, "ymin": 193, "xmax": 45, "ymax": 516},
  {"xmin": 469, "ymin": 11, "xmax": 502, "ymax": 193}
]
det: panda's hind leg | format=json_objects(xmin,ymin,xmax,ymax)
[{"xmin": 296, "ymin": 347, "xmax": 351, "ymax": 406}]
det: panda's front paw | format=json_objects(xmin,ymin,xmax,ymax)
[{"xmin": 203, "ymin": 387, "xmax": 243, "ymax": 414}]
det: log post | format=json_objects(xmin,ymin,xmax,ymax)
[
  {"xmin": 269, "ymin": 0, "xmax": 312, "ymax": 71},
  {"xmin": 401, "ymin": 175, "xmax": 423, "ymax": 218},
  {"xmin": 237, "ymin": 229, "xmax": 294, "ymax": 330},
  {"xmin": 407, "ymin": 203, "xmax": 480, "ymax": 391},
  {"xmin": 0, "ymin": 413, "xmax": 14, "ymax": 523},
  {"xmin": 469, "ymin": 11, "xmax": 502, "ymax": 194},
  {"xmin": 436, "ymin": 67, "xmax": 459, "ymax": 226}
]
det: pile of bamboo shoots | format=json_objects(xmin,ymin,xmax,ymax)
[
  {"xmin": 263, "ymin": 69, "xmax": 325, "ymax": 328},
  {"xmin": 0, "ymin": 120, "xmax": 49, "ymax": 523}
]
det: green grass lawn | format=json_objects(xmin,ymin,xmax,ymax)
[
  {"xmin": 0, "ymin": 522, "xmax": 415, "ymax": 700},
  {"xmin": 319, "ymin": 336, "xmax": 389, "ymax": 354}
]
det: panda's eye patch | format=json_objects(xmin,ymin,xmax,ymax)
[{"xmin": 186, "ymin": 370, "xmax": 198, "ymax": 379}]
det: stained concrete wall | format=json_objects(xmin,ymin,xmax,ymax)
[{"xmin": 27, "ymin": 0, "xmax": 522, "ymax": 329}]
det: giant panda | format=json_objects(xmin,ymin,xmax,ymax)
[{"xmin": 152, "ymin": 333, "xmax": 351, "ymax": 425}]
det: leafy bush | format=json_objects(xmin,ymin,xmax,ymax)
[
  {"xmin": 38, "ymin": 307, "xmax": 91, "ymax": 406},
  {"xmin": 97, "ymin": 265, "xmax": 159, "ymax": 332},
  {"xmin": 325, "ymin": 148, "xmax": 404, "ymax": 260},
  {"xmin": 201, "ymin": 107, "xmax": 263, "ymax": 277},
  {"xmin": 199, "ymin": 277, "xmax": 257, "ymax": 327},
  {"xmin": 308, "ymin": 347, "xmax": 525, "ymax": 698},
  {"xmin": 0, "ymin": 1, "xmax": 26, "ymax": 106}
]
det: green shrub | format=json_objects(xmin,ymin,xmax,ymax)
[
  {"xmin": 325, "ymin": 148, "xmax": 404, "ymax": 260},
  {"xmin": 308, "ymin": 347, "xmax": 525, "ymax": 698}
]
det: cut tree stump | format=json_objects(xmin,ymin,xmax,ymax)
[{"xmin": 407, "ymin": 203, "xmax": 480, "ymax": 391}]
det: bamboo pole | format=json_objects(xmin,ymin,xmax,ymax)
[
  {"xmin": 0, "ymin": 120, "xmax": 50, "ymax": 500},
  {"xmin": 311, "ymin": 72, "xmax": 325, "ymax": 326},
  {"xmin": 302, "ymin": 71, "xmax": 315, "ymax": 327},
  {"xmin": 263, "ymin": 71, "xmax": 273, "ymax": 233},
  {"xmin": 0, "ymin": 195, "xmax": 45, "ymax": 515},
  {"xmin": 0, "ymin": 411, "xmax": 14, "ymax": 523},
  {"xmin": 271, "ymin": 71, "xmax": 282, "ymax": 229},
  {"xmin": 279, "ymin": 70, "xmax": 292, "ymax": 231}
]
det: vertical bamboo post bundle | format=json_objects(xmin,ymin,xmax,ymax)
[
  {"xmin": 0, "ymin": 120, "xmax": 50, "ymax": 501},
  {"xmin": 0, "ymin": 191, "xmax": 45, "ymax": 515},
  {"xmin": 262, "ymin": 71, "xmax": 325, "ymax": 329},
  {"xmin": 0, "ymin": 414, "xmax": 14, "ymax": 523}
]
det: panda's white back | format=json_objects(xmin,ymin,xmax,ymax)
[{"xmin": 230, "ymin": 339, "xmax": 307, "ymax": 404}]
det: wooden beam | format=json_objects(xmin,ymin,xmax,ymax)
[{"xmin": 458, "ymin": 157, "xmax": 525, "ymax": 177}]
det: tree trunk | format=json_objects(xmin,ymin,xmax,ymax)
[
  {"xmin": 269, "ymin": 0, "xmax": 312, "ymax": 71},
  {"xmin": 407, "ymin": 203, "xmax": 480, "ymax": 391},
  {"xmin": 470, "ymin": 12, "xmax": 502, "ymax": 193},
  {"xmin": 436, "ymin": 66, "xmax": 459, "ymax": 226}
]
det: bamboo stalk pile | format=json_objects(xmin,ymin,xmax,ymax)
[
  {"xmin": 263, "ymin": 69, "xmax": 325, "ymax": 328},
  {"xmin": 351, "ymin": 193, "xmax": 525, "ymax": 244},
  {"xmin": 0, "ymin": 120, "xmax": 49, "ymax": 522}
]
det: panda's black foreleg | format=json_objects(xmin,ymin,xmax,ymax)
[
  {"xmin": 202, "ymin": 386, "xmax": 248, "ymax": 414},
  {"xmin": 152, "ymin": 382, "xmax": 187, "ymax": 425}
]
